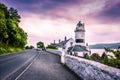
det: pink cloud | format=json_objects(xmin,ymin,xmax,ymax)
[{"xmin": 1, "ymin": 0, "xmax": 120, "ymax": 47}]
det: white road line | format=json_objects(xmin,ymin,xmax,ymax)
[
  {"xmin": 2, "ymin": 54, "xmax": 37, "ymax": 80},
  {"xmin": 15, "ymin": 60, "xmax": 34, "ymax": 80},
  {"xmin": 15, "ymin": 53, "xmax": 39, "ymax": 80}
]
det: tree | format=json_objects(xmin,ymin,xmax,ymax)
[
  {"xmin": 113, "ymin": 49, "xmax": 120, "ymax": 60},
  {"xmin": 0, "ymin": 3, "xmax": 9, "ymax": 43},
  {"xmin": 37, "ymin": 41, "xmax": 45, "ymax": 49},
  {"xmin": 29, "ymin": 45, "xmax": 34, "ymax": 49},
  {"xmin": 0, "ymin": 3, "xmax": 27, "ymax": 49},
  {"xmin": 8, "ymin": 7, "xmax": 21, "ymax": 22},
  {"xmin": 104, "ymin": 47, "xmax": 111, "ymax": 52},
  {"xmin": 0, "ymin": 3, "xmax": 27, "ymax": 54},
  {"xmin": 118, "ymin": 46, "xmax": 120, "ymax": 49},
  {"xmin": 25, "ymin": 45, "xmax": 29, "ymax": 49}
]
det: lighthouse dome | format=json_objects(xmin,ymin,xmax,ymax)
[
  {"xmin": 75, "ymin": 21, "xmax": 85, "ymax": 32},
  {"xmin": 77, "ymin": 21, "xmax": 84, "ymax": 27}
]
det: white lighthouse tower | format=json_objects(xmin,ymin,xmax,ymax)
[{"xmin": 75, "ymin": 21, "xmax": 85, "ymax": 46}]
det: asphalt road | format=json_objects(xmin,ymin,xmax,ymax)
[
  {"xmin": 0, "ymin": 49, "xmax": 39, "ymax": 80},
  {"xmin": 0, "ymin": 49, "xmax": 81, "ymax": 80}
]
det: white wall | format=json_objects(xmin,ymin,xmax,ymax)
[
  {"xmin": 65, "ymin": 38, "xmax": 75, "ymax": 50},
  {"xmin": 75, "ymin": 31, "xmax": 85, "ymax": 40},
  {"xmin": 47, "ymin": 50, "xmax": 120, "ymax": 80}
]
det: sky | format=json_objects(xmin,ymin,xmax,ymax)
[{"xmin": 0, "ymin": 0, "xmax": 120, "ymax": 47}]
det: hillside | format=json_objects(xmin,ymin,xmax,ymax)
[{"xmin": 89, "ymin": 42, "xmax": 120, "ymax": 49}]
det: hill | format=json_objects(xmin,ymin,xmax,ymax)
[{"xmin": 89, "ymin": 42, "xmax": 120, "ymax": 49}]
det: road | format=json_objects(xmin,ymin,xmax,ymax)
[
  {"xmin": 0, "ymin": 49, "xmax": 81, "ymax": 80},
  {"xmin": 0, "ymin": 49, "xmax": 39, "ymax": 80}
]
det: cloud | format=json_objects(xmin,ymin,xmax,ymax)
[
  {"xmin": 1, "ymin": 0, "xmax": 120, "ymax": 46},
  {"xmin": 2, "ymin": 0, "xmax": 81, "ymax": 12},
  {"xmin": 1, "ymin": 0, "xmax": 85, "ymax": 21},
  {"xmin": 2, "ymin": 0, "xmax": 120, "ymax": 24},
  {"xmin": 81, "ymin": 0, "xmax": 106, "ymax": 15},
  {"xmin": 102, "ymin": 0, "xmax": 120, "ymax": 18},
  {"xmin": 0, "ymin": 0, "xmax": 108, "ymax": 23},
  {"xmin": 86, "ymin": 24, "xmax": 120, "ymax": 44},
  {"xmin": 90, "ymin": 0, "xmax": 120, "ymax": 24},
  {"xmin": 19, "ymin": 14, "xmax": 75, "ymax": 45}
]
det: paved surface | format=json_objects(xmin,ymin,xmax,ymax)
[
  {"xmin": 0, "ymin": 49, "xmax": 38, "ymax": 80},
  {"xmin": 0, "ymin": 49, "xmax": 81, "ymax": 80},
  {"xmin": 18, "ymin": 50, "xmax": 81, "ymax": 80}
]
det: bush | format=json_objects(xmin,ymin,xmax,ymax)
[
  {"xmin": 85, "ymin": 47, "xmax": 120, "ymax": 69},
  {"xmin": 85, "ymin": 54, "xmax": 92, "ymax": 60},
  {"xmin": 98, "ymin": 47, "xmax": 120, "ymax": 69},
  {"xmin": 0, "ymin": 46, "xmax": 23, "ymax": 55},
  {"xmin": 0, "ymin": 47, "xmax": 7, "ymax": 54},
  {"xmin": 25, "ymin": 45, "xmax": 34, "ymax": 49},
  {"xmin": 91, "ymin": 53, "xmax": 101, "ymax": 62},
  {"xmin": 104, "ymin": 47, "xmax": 120, "ymax": 68},
  {"xmin": 113, "ymin": 50, "xmax": 120, "ymax": 59},
  {"xmin": 46, "ymin": 44, "xmax": 57, "ymax": 49}
]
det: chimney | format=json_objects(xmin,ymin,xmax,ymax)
[
  {"xmin": 59, "ymin": 39, "xmax": 61, "ymax": 43},
  {"xmin": 54, "ymin": 40, "xmax": 55, "ymax": 44},
  {"xmin": 65, "ymin": 36, "xmax": 67, "ymax": 41},
  {"xmin": 86, "ymin": 43, "xmax": 88, "ymax": 46}
]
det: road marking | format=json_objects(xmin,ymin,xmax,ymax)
[
  {"xmin": 15, "ymin": 53, "xmax": 39, "ymax": 80},
  {"xmin": 1, "ymin": 51, "xmax": 39, "ymax": 80},
  {"xmin": 0, "ymin": 53, "xmax": 23, "ymax": 62}
]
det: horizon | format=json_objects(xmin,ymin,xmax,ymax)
[{"xmin": 1, "ymin": 0, "xmax": 120, "ymax": 47}]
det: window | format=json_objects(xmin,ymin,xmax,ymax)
[{"xmin": 75, "ymin": 39, "xmax": 84, "ymax": 43}]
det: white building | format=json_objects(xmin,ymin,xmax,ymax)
[
  {"xmin": 54, "ymin": 37, "xmax": 75, "ymax": 52},
  {"xmin": 54, "ymin": 21, "xmax": 90, "ymax": 57}
]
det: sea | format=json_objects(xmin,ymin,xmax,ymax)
[
  {"xmin": 90, "ymin": 49, "xmax": 116, "ymax": 56},
  {"xmin": 90, "ymin": 49, "xmax": 105, "ymax": 56}
]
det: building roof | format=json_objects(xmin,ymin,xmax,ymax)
[
  {"xmin": 67, "ymin": 45, "xmax": 88, "ymax": 52},
  {"xmin": 55, "ymin": 38, "xmax": 73, "ymax": 48}
]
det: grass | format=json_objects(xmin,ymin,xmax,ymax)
[
  {"xmin": 0, "ymin": 42, "xmax": 25, "ymax": 55},
  {"xmin": 0, "ymin": 47, "xmax": 24, "ymax": 55}
]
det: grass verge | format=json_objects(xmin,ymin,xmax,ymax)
[{"xmin": 0, "ymin": 47, "xmax": 24, "ymax": 56}]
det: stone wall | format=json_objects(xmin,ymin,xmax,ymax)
[
  {"xmin": 65, "ymin": 55, "xmax": 120, "ymax": 80},
  {"xmin": 47, "ymin": 50, "xmax": 120, "ymax": 80}
]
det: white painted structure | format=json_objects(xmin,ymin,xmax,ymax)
[
  {"xmin": 54, "ymin": 21, "xmax": 90, "ymax": 57},
  {"xmin": 55, "ymin": 38, "xmax": 75, "ymax": 52},
  {"xmin": 75, "ymin": 21, "xmax": 85, "ymax": 46},
  {"xmin": 47, "ymin": 50, "xmax": 120, "ymax": 80},
  {"xmin": 61, "ymin": 50, "xmax": 65, "ymax": 64},
  {"xmin": 64, "ymin": 38, "xmax": 75, "ymax": 50}
]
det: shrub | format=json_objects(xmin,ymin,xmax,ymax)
[
  {"xmin": 25, "ymin": 45, "xmax": 34, "ymax": 49},
  {"xmin": 0, "ymin": 47, "xmax": 7, "ymax": 54},
  {"xmin": 91, "ymin": 53, "xmax": 101, "ymax": 62},
  {"xmin": 46, "ymin": 44, "xmax": 57, "ymax": 49}
]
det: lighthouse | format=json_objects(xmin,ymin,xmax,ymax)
[
  {"xmin": 75, "ymin": 21, "xmax": 85, "ymax": 46},
  {"xmin": 53, "ymin": 21, "xmax": 90, "ymax": 57}
]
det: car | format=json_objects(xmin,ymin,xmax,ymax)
[{"xmin": 42, "ymin": 48, "xmax": 46, "ymax": 51}]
